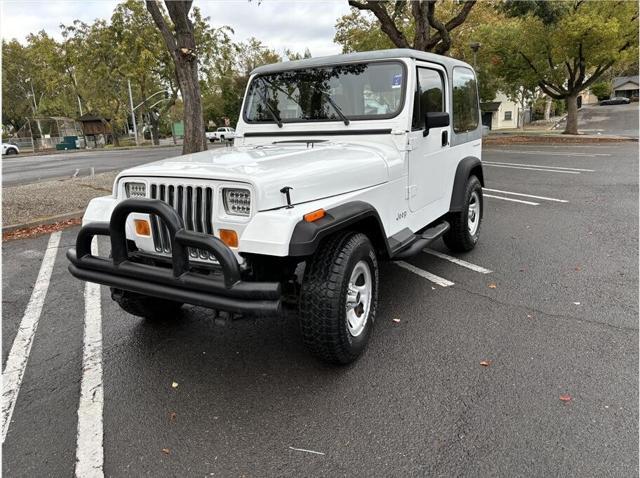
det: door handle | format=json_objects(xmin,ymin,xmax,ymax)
[{"xmin": 441, "ymin": 130, "xmax": 449, "ymax": 147}]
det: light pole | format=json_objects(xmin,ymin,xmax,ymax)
[
  {"xmin": 128, "ymin": 83, "xmax": 167, "ymax": 147},
  {"xmin": 127, "ymin": 79, "xmax": 139, "ymax": 147},
  {"xmin": 25, "ymin": 78, "xmax": 43, "ymax": 138},
  {"xmin": 70, "ymin": 68, "xmax": 83, "ymax": 116},
  {"xmin": 470, "ymin": 42, "xmax": 481, "ymax": 70}
]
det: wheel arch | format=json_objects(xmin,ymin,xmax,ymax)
[
  {"xmin": 449, "ymin": 156, "xmax": 484, "ymax": 212},
  {"xmin": 288, "ymin": 201, "xmax": 390, "ymax": 258}
]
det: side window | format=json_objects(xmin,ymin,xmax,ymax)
[
  {"xmin": 504, "ymin": 111, "xmax": 512, "ymax": 121},
  {"xmin": 412, "ymin": 68, "xmax": 444, "ymax": 129},
  {"xmin": 452, "ymin": 67, "xmax": 479, "ymax": 133}
]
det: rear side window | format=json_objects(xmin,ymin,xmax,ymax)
[
  {"xmin": 412, "ymin": 68, "xmax": 444, "ymax": 129},
  {"xmin": 452, "ymin": 67, "xmax": 479, "ymax": 133}
]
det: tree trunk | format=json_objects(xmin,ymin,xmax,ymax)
[
  {"xmin": 563, "ymin": 94, "xmax": 579, "ymax": 135},
  {"xmin": 544, "ymin": 97, "xmax": 552, "ymax": 121},
  {"xmin": 146, "ymin": 1, "xmax": 207, "ymax": 155},
  {"xmin": 174, "ymin": 56, "xmax": 206, "ymax": 153},
  {"xmin": 150, "ymin": 114, "xmax": 160, "ymax": 146}
]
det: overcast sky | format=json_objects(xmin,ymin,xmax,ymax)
[{"xmin": 1, "ymin": 0, "xmax": 352, "ymax": 57}]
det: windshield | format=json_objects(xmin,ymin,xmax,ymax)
[{"xmin": 243, "ymin": 61, "xmax": 406, "ymax": 124}]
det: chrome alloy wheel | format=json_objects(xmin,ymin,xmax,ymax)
[
  {"xmin": 345, "ymin": 260, "xmax": 372, "ymax": 337},
  {"xmin": 468, "ymin": 191, "xmax": 480, "ymax": 236}
]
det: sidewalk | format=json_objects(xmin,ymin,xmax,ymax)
[{"xmin": 484, "ymin": 130, "xmax": 637, "ymax": 144}]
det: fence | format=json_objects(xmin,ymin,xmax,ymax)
[{"xmin": 6, "ymin": 137, "xmax": 35, "ymax": 152}]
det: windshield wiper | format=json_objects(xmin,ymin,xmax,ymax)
[
  {"xmin": 321, "ymin": 91, "xmax": 350, "ymax": 126},
  {"xmin": 257, "ymin": 78, "xmax": 283, "ymax": 128}
]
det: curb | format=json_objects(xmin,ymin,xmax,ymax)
[
  {"xmin": 3, "ymin": 210, "xmax": 84, "ymax": 234},
  {"xmin": 484, "ymin": 135, "xmax": 637, "ymax": 144}
]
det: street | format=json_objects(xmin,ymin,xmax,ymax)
[
  {"xmin": 554, "ymin": 103, "xmax": 639, "ymax": 138},
  {"xmin": 2, "ymin": 143, "xmax": 223, "ymax": 187},
  {"xmin": 2, "ymin": 142, "xmax": 638, "ymax": 476}
]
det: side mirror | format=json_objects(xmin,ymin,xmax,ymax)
[{"xmin": 423, "ymin": 112, "xmax": 450, "ymax": 136}]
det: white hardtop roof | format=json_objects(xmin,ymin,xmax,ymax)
[{"xmin": 251, "ymin": 48, "xmax": 473, "ymax": 76}]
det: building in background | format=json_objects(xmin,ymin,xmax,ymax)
[
  {"xmin": 481, "ymin": 92, "xmax": 528, "ymax": 130},
  {"xmin": 612, "ymin": 76, "xmax": 639, "ymax": 99}
]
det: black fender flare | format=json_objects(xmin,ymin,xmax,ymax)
[
  {"xmin": 449, "ymin": 156, "xmax": 484, "ymax": 212},
  {"xmin": 288, "ymin": 201, "xmax": 389, "ymax": 257}
]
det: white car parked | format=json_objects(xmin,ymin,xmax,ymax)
[
  {"xmin": 2, "ymin": 143, "xmax": 19, "ymax": 155},
  {"xmin": 69, "ymin": 49, "xmax": 484, "ymax": 364},
  {"xmin": 205, "ymin": 127, "xmax": 235, "ymax": 142}
]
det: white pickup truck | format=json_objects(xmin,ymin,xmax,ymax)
[
  {"xmin": 205, "ymin": 127, "xmax": 235, "ymax": 142},
  {"xmin": 68, "ymin": 49, "xmax": 484, "ymax": 364}
]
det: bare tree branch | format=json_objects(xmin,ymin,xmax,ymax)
[
  {"xmin": 348, "ymin": 0, "xmax": 410, "ymax": 48},
  {"xmin": 411, "ymin": 0, "xmax": 429, "ymax": 51},
  {"xmin": 146, "ymin": 1, "xmax": 177, "ymax": 55}
]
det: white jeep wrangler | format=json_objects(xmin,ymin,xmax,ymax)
[{"xmin": 68, "ymin": 49, "xmax": 484, "ymax": 365}]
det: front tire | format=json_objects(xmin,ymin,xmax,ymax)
[
  {"xmin": 6, "ymin": 148, "xmax": 17, "ymax": 155},
  {"xmin": 299, "ymin": 232, "xmax": 378, "ymax": 365},
  {"xmin": 443, "ymin": 175, "xmax": 483, "ymax": 252},
  {"xmin": 111, "ymin": 288, "xmax": 183, "ymax": 321}
]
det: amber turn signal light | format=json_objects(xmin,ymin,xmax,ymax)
[
  {"xmin": 304, "ymin": 209, "xmax": 326, "ymax": 222},
  {"xmin": 134, "ymin": 219, "xmax": 151, "ymax": 237},
  {"xmin": 219, "ymin": 229, "xmax": 239, "ymax": 248}
]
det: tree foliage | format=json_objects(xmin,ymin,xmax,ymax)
[{"xmin": 484, "ymin": 0, "xmax": 638, "ymax": 134}]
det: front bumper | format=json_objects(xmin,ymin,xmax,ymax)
[{"xmin": 67, "ymin": 198, "xmax": 281, "ymax": 316}]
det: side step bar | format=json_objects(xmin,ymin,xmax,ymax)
[{"xmin": 392, "ymin": 221, "xmax": 450, "ymax": 259}]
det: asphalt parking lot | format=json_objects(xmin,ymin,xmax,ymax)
[{"xmin": 2, "ymin": 142, "xmax": 638, "ymax": 476}]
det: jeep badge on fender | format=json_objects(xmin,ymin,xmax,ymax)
[{"xmin": 68, "ymin": 49, "xmax": 484, "ymax": 365}]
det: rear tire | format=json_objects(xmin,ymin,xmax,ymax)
[
  {"xmin": 299, "ymin": 231, "xmax": 378, "ymax": 365},
  {"xmin": 111, "ymin": 288, "xmax": 183, "ymax": 321},
  {"xmin": 443, "ymin": 175, "xmax": 483, "ymax": 252}
]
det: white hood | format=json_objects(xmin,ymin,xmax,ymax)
[{"xmin": 117, "ymin": 141, "xmax": 396, "ymax": 211}]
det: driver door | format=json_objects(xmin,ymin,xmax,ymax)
[{"xmin": 408, "ymin": 65, "xmax": 451, "ymax": 214}]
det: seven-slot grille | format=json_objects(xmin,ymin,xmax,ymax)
[{"xmin": 149, "ymin": 182, "xmax": 215, "ymax": 260}]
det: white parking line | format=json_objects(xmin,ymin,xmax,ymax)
[
  {"xmin": 482, "ymin": 163, "xmax": 580, "ymax": 174},
  {"xmin": 423, "ymin": 249, "xmax": 493, "ymax": 274},
  {"xmin": 1, "ymin": 231, "xmax": 61, "ymax": 443},
  {"xmin": 483, "ymin": 194, "xmax": 539, "ymax": 206},
  {"xmin": 484, "ymin": 149, "xmax": 610, "ymax": 157},
  {"xmin": 483, "ymin": 188, "xmax": 568, "ymax": 203},
  {"xmin": 395, "ymin": 261, "xmax": 454, "ymax": 287},
  {"xmin": 484, "ymin": 161, "xmax": 594, "ymax": 172},
  {"xmin": 75, "ymin": 239, "xmax": 104, "ymax": 478}
]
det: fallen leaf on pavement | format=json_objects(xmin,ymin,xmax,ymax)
[
  {"xmin": 171, "ymin": 382, "xmax": 179, "ymax": 388},
  {"xmin": 560, "ymin": 394, "xmax": 572, "ymax": 402},
  {"xmin": 575, "ymin": 266, "xmax": 581, "ymax": 271},
  {"xmin": 392, "ymin": 318, "xmax": 401, "ymax": 323},
  {"xmin": 488, "ymin": 283, "xmax": 497, "ymax": 289},
  {"xmin": 169, "ymin": 412, "xmax": 177, "ymax": 423},
  {"xmin": 480, "ymin": 360, "xmax": 492, "ymax": 367},
  {"xmin": 162, "ymin": 448, "xmax": 171, "ymax": 455}
]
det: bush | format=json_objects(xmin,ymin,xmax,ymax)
[{"xmin": 591, "ymin": 82, "xmax": 612, "ymax": 101}]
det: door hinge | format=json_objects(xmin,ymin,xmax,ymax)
[
  {"xmin": 405, "ymin": 136, "xmax": 420, "ymax": 151},
  {"xmin": 406, "ymin": 185, "xmax": 417, "ymax": 199}
]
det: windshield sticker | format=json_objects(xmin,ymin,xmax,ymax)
[{"xmin": 392, "ymin": 74, "xmax": 402, "ymax": 88}]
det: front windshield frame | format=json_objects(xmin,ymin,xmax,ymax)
[{"xmin": 242, "ymin": 60, "xmax": 408, "ymax": 125}]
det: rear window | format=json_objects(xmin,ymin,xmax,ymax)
[{"xmin": 452, "ymin": 67, "xmax": 479, "ymax": 133}]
